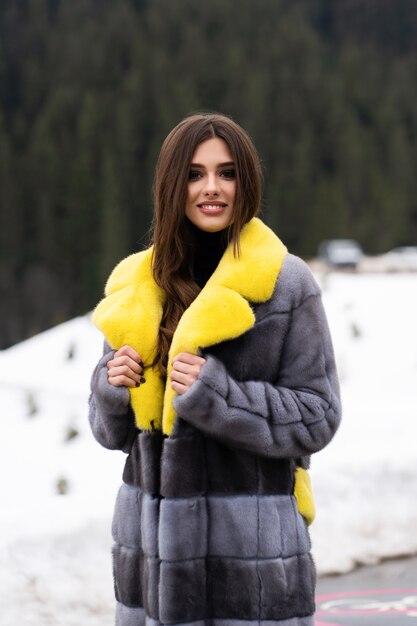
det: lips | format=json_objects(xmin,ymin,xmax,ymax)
[{"xmin": 197, "ymin": 202, "xmax": 227, "ymax": 214}]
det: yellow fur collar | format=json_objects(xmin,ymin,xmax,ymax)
[{"xmin": 93, "ymin": 217, "xmax": 287, "ymax": 435}]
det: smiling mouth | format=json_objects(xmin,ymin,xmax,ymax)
[{"xmin": 197, "ymin": 203, "xmax": 227, "ymax": 212}]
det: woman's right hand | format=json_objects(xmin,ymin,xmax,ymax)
[{"xmin": 107, "ymin": 345, "xmax": 145, "ymax": 387}]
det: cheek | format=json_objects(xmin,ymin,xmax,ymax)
[
  {"xmin": 229, "ymin": 181, "xmax": 237, "ymax": 202},
  {"xmin": 185, "ymin": 188, "xmax": 196, "ymax": 220},
  {"xmin": 187, "ymin": 183, "xmax": 198, "ymax": 204}
]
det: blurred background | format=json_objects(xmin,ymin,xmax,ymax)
[
  {"xmin": 1, "ymin": 0, "xmax": 417, "ymax": 348},
  {"xmin": 1, "ymin": 1, "xmax": 417, "ymax": 625}
]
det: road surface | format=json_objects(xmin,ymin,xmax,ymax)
[{"xmin": 316, "ymin": 555, "xmax": 417, "ymax": 625}]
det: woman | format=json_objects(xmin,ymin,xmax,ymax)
[{"xmin": 89, "ymin": 112, "xmax": 341, "ymax": 625}]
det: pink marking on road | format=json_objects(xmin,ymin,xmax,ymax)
[
  {"xmin": 315, "ymin": 587, "xmax": 417, "ymax": 622},
  {"xmin": 316, "ymin": 608, "xmax": 417, "ymax": 615},
  {"xmin": 316, "ymin": 587, "xmax": 417, "ymax": 602}
]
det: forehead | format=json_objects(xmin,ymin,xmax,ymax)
[{"xmin": 191, "ymin": 136, "xmax": 233, "ymax": 164}]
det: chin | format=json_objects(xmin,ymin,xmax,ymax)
[
  {"xmin": 186, "ymin": 213, "xmax": 233, "ymax": 234},
  {"xmin": 199, "ymin": 222, "xmax": 230, "ymax": 233}
]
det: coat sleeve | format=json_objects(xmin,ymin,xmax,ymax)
[
  {"xmin": 173, "ymin": 291, "xmax": 341, "ymax": 459},
  {"xmin": 88, "ymin": 342, "xmax": 138, "ymax": 452}
]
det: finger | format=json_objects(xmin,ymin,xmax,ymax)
[
  {"xmin": 108, "ymin": 374, "xmax": 140, "ymax": 388},
  {"xmin": 171, "ymin": 360, "xmax": 200, "ymax": 376},
  {"xmin": 109, "ymin": 364, "xmax": 141, "ymax": 381},
  {"xmin": 170, "ymin": 369, "xmax": 196, "ymax": 389},
  {"xmin": 173, "ymin": 352, "xmax": 206, "ymax": 365},
  {"xmin": 108, "ymin": 354, "xmax": 143, "ymax": 374},
  {"xmin": 172, "ymin": 352, "xmax": 206, "ymax": 366},
  {"xmin": 108, "ymin": 370, "xmax": 146, "ymax": 387},
  {"xmin": 170, "ymin": 380, "xmax": 188, "ymax": 395},
  {"xmin": 114, "ymin": 345, "xmax": 143, "ymax": 364},
  {"xmin": 108, "ymin": 364, "xmax": 145, "ymax": 385}
]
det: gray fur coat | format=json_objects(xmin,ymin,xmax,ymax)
[{"xmin": 89, "ymin": 218, "xmax": 341, "ymax": 626}]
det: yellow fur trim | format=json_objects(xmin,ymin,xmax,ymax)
[
  {"xmin": 92, "ymin": 217, "xmax": 287, "ymax": 434},
  {"xmin": 294, "ymin": 467, "xmax": 316, "ymax": 526},
  {"xmin": 93, "ymin": 248, "xmax": 167, "ymax": 430}
]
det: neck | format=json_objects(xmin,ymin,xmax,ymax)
[{"xmin": 185, "ymin": 219, "xmax": 230, "ymax": 288}]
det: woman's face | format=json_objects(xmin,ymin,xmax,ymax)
[{"xmin": 185, "ymin": 137, "xmax": 236, "ymax": 232}]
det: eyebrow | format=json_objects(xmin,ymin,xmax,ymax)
[{"xmin": 190, "ymin": 161, "xmax": 235, "ymax": 168}]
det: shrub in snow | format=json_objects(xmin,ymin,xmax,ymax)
[
  {"xmin": 350, "ymin": 321, "xmax": 362, "ymax": 339},
  {"xmin": 26, "ymin": 391, "xmax": 38, "ymax": 417},
  {"xmin": 56, "ymin": 477, "xmax": 70, "ymax": 495},
  {"xmin": 66, "ymin": 342, "xmax": 76, "ymax": 360},
  {"xmin": 64, "ymin": 424, "xmax": 80, "ymax": 443}
]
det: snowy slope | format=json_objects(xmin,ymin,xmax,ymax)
[
  {"xmin": 1, "ymin": 273, "xmax": 417, "ymax": 624},
  {"xmin": 310, "ymin": 272, "xmax": 417, "ymax": 572},
  {"xmin": 0, "ymin": 315, "xmax": 122, "ymax": 625}
]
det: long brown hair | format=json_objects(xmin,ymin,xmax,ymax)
[{"xmin": 151, "ymin": 112, "xmax": 262, "ymax": 375}]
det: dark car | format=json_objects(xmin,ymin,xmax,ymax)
[{"xmin": 318, "ymin": 239, "xmax": 363, "ymax": 269}]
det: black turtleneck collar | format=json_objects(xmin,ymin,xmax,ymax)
[{"xmin": 185, "ymin": 219, "xmax": 229, "ymax": 289}]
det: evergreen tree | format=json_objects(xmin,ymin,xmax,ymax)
[{"xmin": 1, "ymin": 0, "xmax": 417, "ymax": 345}]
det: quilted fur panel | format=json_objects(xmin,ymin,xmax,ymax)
[
  {"xmin": 159, "ymin": 558, "xmax": 207, "ymax": 623},
  {"xmin": 123, "ymin": 431, "xmax": 163, "ymax": 495},
  {"xmin": 111, "ymin": 496, "xmax": 314, "ymax": 619},
  {"xmin": 114, "ymin": 605, "xmax": 314, "ymax": 626},
  {"xmin": 122, "ymin": 420, "xmax": 295, "ymax": 499},
  {"xmin": 160, "ymin": 431, "xmax": 207, "ymax": 498},
  {"xmin": 115, "ymin": 603, "xmax": 146, "ymax": 626},
  {"xmin": 113, "ymin": 545, "xmax": 144, "ymax": 608},
  {"xmin": 206, "ymin": 555, "xmax": 315, "ymax": 620},
  {"xmin": 159, "ymin": 426, "xmax": 294, "ymax": 499},
  {"xmin": 142, "ymin": 557, "xmax": 160, "ymax": 618},
  {"xmin": 207, "ymin": 494, "xmax": 310, "ymax": 559},
  {"xmin": 159, "ymin": 496, "xmax": 208, "ymax": 561},
  {"xmin": 112, "ymin": 483, "xmax": 142, "ymax": 550},
  {"xmin": 258, "ymin": 554, "xmax": 315, "ymax": 619},
  {"xmin": 155, "ymin": 494, "xmax": 309, "ymax": 563},
  {"xmin": 140, "ymin": 494, "xmax": 159, "ymax": 558}
]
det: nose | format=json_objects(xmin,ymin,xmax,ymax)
[{"xmin": 203, "ymin": 172, "xmax": 220, "ymax": 196}]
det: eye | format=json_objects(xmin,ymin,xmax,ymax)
[
  {"xmin": 220, "ymin": 169, "xmax": 236, "ymax": 180},
  {"xmin": 189, "ymin": 169, "xmax": 202, "ymax": 181}
]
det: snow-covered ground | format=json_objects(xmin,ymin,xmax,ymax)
[
  {"xmin": 310, "ymin": 272, "xmax": 417, "ymax": 573},
  {"xmin": 1, "ymin": 271, "xmax": 416, "ymax": 625}
]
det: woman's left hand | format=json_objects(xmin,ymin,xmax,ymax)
[{"xmin": 170, "ymin": 352, "xmax": 206, "ymax": 395}]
